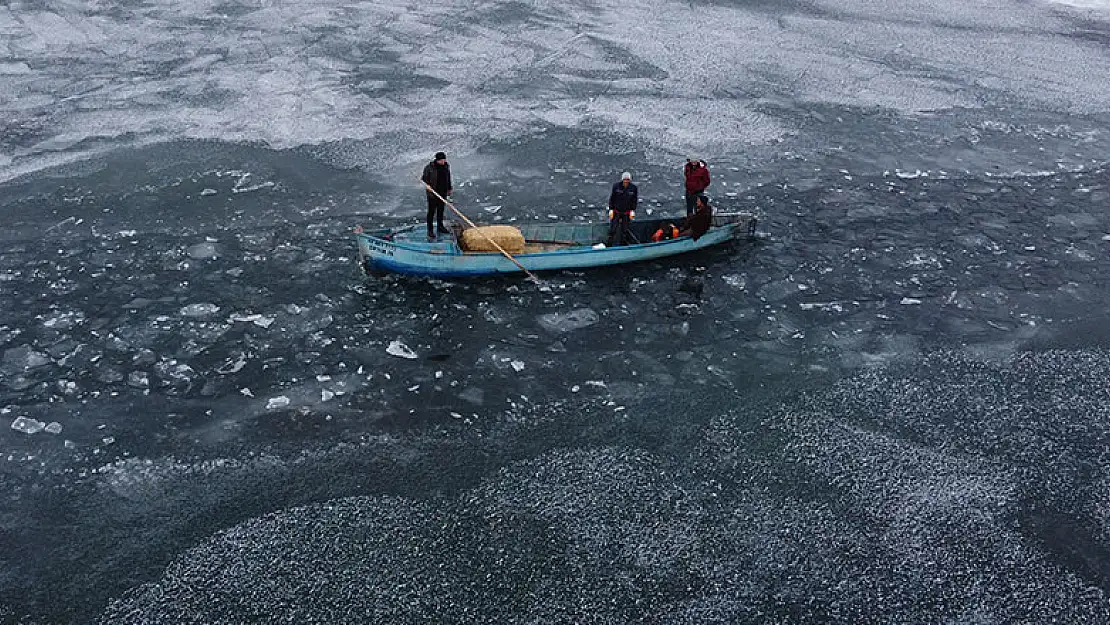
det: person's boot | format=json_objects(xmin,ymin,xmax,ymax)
[
  {"xmin": 427, "ymin": 230, "xmax": 436, "ymax": 241},
  {"xmin": 438, "ymin": 223, "xmax": 451, "ymax": 235}
]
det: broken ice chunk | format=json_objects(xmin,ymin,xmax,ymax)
[
  {"xmin": 722, "ymin": 274, "xmax": 746, "ymax": 290},
  {"xmin": 386, "ymin": 340, "xmax": 418, "ymax": 359},
  {"xmin": 229, "ymin": 313, "xmax": 274, "ymax": 328},
  {"xmin": 10, "ymin": 416, "xmax": 45, "ymax": 434},
  {"xmin": 510, "ymin": 360, "xmax": 525, "ymax": 372},
  {"xmin": 44, "ymin": 421, "xmax": 63, "ymax": 435},
  {"xmin": 458, "ymin": 387, "xmax": 484, "ymax": 405},
  {"xmin": 217, "ymin": 355, "xmax": 247, "ymax": 374},
  {"xmin": 538, "ymin": 308, "xmax": 599, "ymax": 333},
  {"xmin": 180, "ymin": 303, "xmax": 220, "ymax": 318},
  {"xmin": 266, "ymin": 396, "xmax": 290, "ymax": 410},
  {"xmin": 186, "ymin": 241, "xmax": 219, "ymax": 259},
  {"xmin": 2, "ymin": 346, "xmax": 50, "ymax": 373}
]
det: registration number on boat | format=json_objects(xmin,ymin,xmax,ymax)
[{"xmin": 365, "ymin": 238, "xmax": 395, "ymax": 256}]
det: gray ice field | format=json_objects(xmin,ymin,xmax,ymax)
[{"xmin": 2, "ymin": 0, "xmax": 1110, "ymax": 622}]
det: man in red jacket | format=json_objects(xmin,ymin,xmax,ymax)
[{"xmin": 683, "ymin": 158, "xmax": 710, "ymax": 215}]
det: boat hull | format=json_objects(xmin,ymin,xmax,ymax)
[{"xmin": 356, "ymin": 215, "xmax": 756, "ymax": 277}]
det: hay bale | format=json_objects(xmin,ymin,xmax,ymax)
[{"xmin": 460, "ymin": 225, "xmax": 525, "ymax": 254}]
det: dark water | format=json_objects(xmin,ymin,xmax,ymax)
[{"xmin": 3, "ymin": 0, "xmax": 1110, "ymax": 623}]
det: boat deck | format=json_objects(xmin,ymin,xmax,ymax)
[{"xmin": 385, "ymin": 218, "xmax": 717, "ymax": 255}]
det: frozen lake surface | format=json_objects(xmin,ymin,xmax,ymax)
[{"xmin": 2, "ymin": 0, "xmax": 1110, "ymax": 622}]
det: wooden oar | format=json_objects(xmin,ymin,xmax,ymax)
[{"xmin": 421, "ymin": 181, "xmax": 542, "ymax": 284}]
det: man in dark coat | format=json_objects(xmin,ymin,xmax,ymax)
[
  {"xmin": 683, "ymin": 158, "xmax": 710, "ymax": 215},
  {"xmin": 421, "ymin": 151, "xmax": 453, "ymax": 239},
  {"xmin": 607, "ymin": 171, "xmax": 638, "ymax": 246},
  {"xmin": 680, "ymin": 194, "xmax": 713, "ymax": 240}
]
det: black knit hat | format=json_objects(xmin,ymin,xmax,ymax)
[{"xmin": 434, "ymin": 151, "xmax": 447, "ymax": 161}]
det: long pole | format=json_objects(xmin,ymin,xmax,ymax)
[{"xmin": 421, "ymin": 181, "xmax": 541, "ymax": 284}]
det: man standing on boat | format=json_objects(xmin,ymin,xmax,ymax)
[
  {"xmin": 607, "ymin": 171, "xmax": 638, "ymax": 246},
  {"xmin": 422, "ymin": 151, "xmax": 453, "ymax": 240},
  {"xmin": 683, "ymin": 158, "xmax": 710, "ymax": 216}
]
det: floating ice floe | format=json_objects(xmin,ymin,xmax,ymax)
[
  {"xmin": 180, "ymin": 303, "xmax": 220, "ymax": 318},
  {"xmin": 44, "ymin": 421, "xmax": 63, "ymax": 434},
  {"xmin": 722, "ymin": 274, "xmax": 746, "ymax": 289},
  {"xmin": 217, "ymin": 355, "xmax": 247, "ymax": 374},
  {"xmin": 510, "ymin": 360, "xmax": 525, "ymax": 372},
  {"xmin": 231, "ymin": 173, "xmax": 275, "ymax": 194},
  {"xmin": 458, "ymin": 387, "xmax": 484, "ymax": 405},
  {"xmin": 900, "ymin": 297, "xmax": 923, "ymax": 305},
  {"xmin": 800, "ymin": 301, "xmax": 845, "ymax": 312},
  {"xmin": 386, "ymin": 340, "xmax": 418, "ymax": 359},
  {"xmin": 538, "ymin": 308, "xmax": 599, "ymax": 333},
  {"xmin": 10, "ymin": 416, "xmax": 45, "ymax": 434},
  {"xmin": 186, "ymin": 242, "xmax": 219, "ymax": 260},
  {"xmin": 42, "ymin": 310, "xmax": 85, "ymax": 329},
  {"xmin": 893, "ymin": 169, "xmax": 928, "ymax": 179},
  {"xmin": 2, "ymin": 346, "xmax": 51, "ymax": 373},
  {"xmin": 266, "ymin": 396, "xmax": 290, "ymax": 410},
  {"xmin": 229, "ymin": 313, "xmax": 274, "ymax": 328}
]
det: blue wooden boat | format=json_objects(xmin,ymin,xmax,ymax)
[{"xmin": 355, "ymin": 212, "xmax": 758, "ymax": 277}]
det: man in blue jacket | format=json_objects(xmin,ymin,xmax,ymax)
[{"xmin": 607, "ymin": 171, "xmax": 638, "ymax": 246}]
